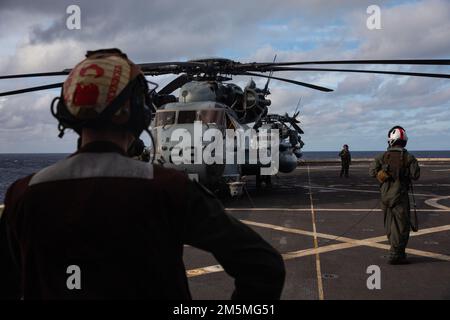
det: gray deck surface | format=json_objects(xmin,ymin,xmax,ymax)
[{"xmin": 185, "ymin": 162, "xmax": 450, "ymax": 300}]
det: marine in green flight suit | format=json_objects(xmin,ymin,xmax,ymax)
[
  {"xmin": 369, "ymin": 126, "xmax": 420, "ymax": 264},
  {"xmin": 339, "ymin": 144, "xmax": 351, "ymax": 178}
]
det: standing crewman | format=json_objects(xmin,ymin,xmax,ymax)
[
  {"xmin": 369, "ymin": 126, "xmax": 420, "ymax": 265},
  {"xmin": 0, "ymin": 49, "xmax": 285, "ymax": 299},
  {"xmin": 339, "ymin": 144, "xmax": 352, "ymax": 178}
]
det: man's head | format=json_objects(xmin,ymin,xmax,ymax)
[
  {"xmin": 343, "ymin": 144, "xmax": 349, "ymax": 150},
  {"xmin": 388, "ymin": 125, "xmax": 408, "ymax": 148},
  {"xmin": 52, "ymin": 48, "xmax": 153, "ymax": 150}
]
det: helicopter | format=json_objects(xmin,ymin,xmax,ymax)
[
  {"xmin": 255, "ymin": 106, "xmax": 306, "ymax": 170},
  {"xmin": 149, "ymin": 59, "xmax": 292, "ymax": 194},
  {"xmin": 1, "ymin": 55, "xmax": 450, "ymax": 195}
]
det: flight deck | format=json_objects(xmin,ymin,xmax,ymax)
[
  {"xmin": 0, "ymin": 160, "xmax": 448, "ymax": 300},
  {"xmin": 184, "ymin": 160, "xmax": 450, "ymax": 300}
]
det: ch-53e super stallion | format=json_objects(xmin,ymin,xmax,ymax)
[{"xmin": 1, "ymin": 56, "xmax": 449, "ymax": 195}]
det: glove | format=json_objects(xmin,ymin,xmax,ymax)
[{"xmin": 376, "ymin": 170, "xmax": 391, "ymax": 184}]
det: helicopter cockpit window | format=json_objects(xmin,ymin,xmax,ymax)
[
  {"xmin": 155, "ymin": 111, "xmax": 176, "ymax": 127},
  {"xmin": 198, "ymin": 110, "xmax": 225, "ymax": 125},
  {"xmin": 177, "ymin": 111, "xmax": 197, "ymax": 124}
]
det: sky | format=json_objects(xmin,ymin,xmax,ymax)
[{"xmin": 0, "ymin": 0, "xmax": 449, "ymax": 152}]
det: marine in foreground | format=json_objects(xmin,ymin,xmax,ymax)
[{"xmin": 0, "ymin": 49, "xmax": 285, "ymax": 299}]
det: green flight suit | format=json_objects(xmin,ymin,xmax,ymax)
[
  {"xmin": 339, "ymin": 149, "xmax": 351, "ymax": 177},
  {"xmin": 369, "ymin": 147, "xmax": 420, "ymax": 258}
]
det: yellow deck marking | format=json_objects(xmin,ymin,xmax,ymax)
[
  {"xmin": 307, "ymin": 166, "xmax": 324, "ymax": 300},
  {"xmin": 243, "ymin": 221, "xmax": 450, "ymax": 247},
  {"xmin": 242, "ymin": 220, "xmax": 337, "ymax": 241},
  {"xmin": 187, "ymin": 223, "xmax": 450, "ymax": 277}
]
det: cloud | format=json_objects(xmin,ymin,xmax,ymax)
[
  {"xmin": 0, "ymin": 0, "xmax": 449, "ymax": 152},
  {"xmin": 336, "ymin": 74, "xmax": 383, "ymax": 96},
  {"xmin": 0, "ymin": 93, "xmax": 78, "ymax": 153},
  {"xmin": 348, "ymin": 0, "xmax": 450, "ymax": 58}
]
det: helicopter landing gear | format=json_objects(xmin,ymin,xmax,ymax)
[{"xmin": 256, "ymin": 172, "xmax": 272, "ymax": 189}]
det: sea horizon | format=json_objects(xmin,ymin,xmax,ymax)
[
  {"xmin": 0, "ymin": 149, "xmax": 449, "ymax": 155},
  {"xmin": 1, "ymin": 150, "xmax": 449, "ymax": 203}
]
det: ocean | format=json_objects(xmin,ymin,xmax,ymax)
[
  {"xmin": 1, "ymin": 150, "xmax": 449, "ymax": 203},
  {"xmin": 300, "ymin": 150, "xmax": 450, "ymax": 160},
  {"xmin": 0, "ymin": 154, "xmax": 68, "ymax": 204}
]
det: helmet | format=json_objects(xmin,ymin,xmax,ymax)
[
  {"xmin": 388, "ymin": 126, "xmax": 408, "ymax": 147},
  {"xmin": 51, "ymin": 48, "xmax": 153, "ymax": 138}
]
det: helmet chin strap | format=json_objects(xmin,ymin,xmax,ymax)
[
  {"xmin": 126, "ymin": 133, "xmax": 137, "ymax": 153},
  {"xmin": 125, "ymin": 128, "xmax": 155, "ymax": 163}
]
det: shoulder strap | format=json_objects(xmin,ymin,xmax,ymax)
[
  {"xmin": 382, "ymin": 151, "xmax": 390, "ymax": 164},
  {"xmin": 402, "ymin": 151, "xmax": 411, "ymax": 168}
]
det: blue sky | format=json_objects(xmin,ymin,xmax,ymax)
[{"xmin": 0, "ymin": 0, "xmax": 449, "ymax": 152}]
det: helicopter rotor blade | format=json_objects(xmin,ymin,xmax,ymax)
[
  {"xmin": 0, "ymin": 62, "xmax": 204, "ymax": 80},
  {"xmin": 253, "ymin": 59, "xmax": 450, "ymax": 68},
  {"xmin": 294, "ymin": 97, "xmax": 301, "ymax": 115},
  {"xmin": 0, "ymin": 71, "xmax": 71, "ymax": 80},
  {"xmin": 264, "ymin": 66, "xmax": 450, "ymax": 79},
  {"xmin": 263, "ymin": 54, "xmax": 277, "ymax": 95},
  {"xmin": 0, "ymin": 82, "xmax": 63, "ymax": 97},
  {"xmin": 139, "ymin": 61, "xmax": 206, "ymax": 76},
  {"xmin": 238, "ymin": 71, "xmax": 333, "ymax": 92},
  {"xmin": 290, "ymin": 121, "xmax": 304, "ymax": 134},
  {"xmin": 158, "ymin": 74, "xmax": 190, "ymax": 95},
  {"xmin": 138, "ymin": 61, "xmax": 205, "ymax": 69}
]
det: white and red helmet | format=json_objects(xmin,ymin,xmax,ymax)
[
  {"xmin": 388, "ymin": 126, "xmax": 408, "ymax": 147},
  {"xmin": 52, "ymin": 48, "xmax": 153, "ymax": 138}
]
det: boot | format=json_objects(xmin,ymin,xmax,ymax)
[{"xmin": 388, "ymin": 252, "xmax": 409, "ymax": 265}]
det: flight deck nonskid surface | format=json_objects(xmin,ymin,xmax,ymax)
[{"xmin": 184, "ymin": 162, "xmax": 450, "ymax": 300}]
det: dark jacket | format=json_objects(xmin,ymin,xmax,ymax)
[
  {"xmin": 0, "ymin": 141, "xmax": 285, "ymax": 300},
  {"xmin": 339, "ymin": 149, "xmax": 351, "ymax": 166}
]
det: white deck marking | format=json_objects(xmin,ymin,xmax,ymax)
[
  {"xmin": 298, "ymin": 185, "xmax": 436, "ymax": 197},
  {"xmin": 329, "ymin": 184, "xmax": 450, "ymax": 187},
  {"xmin": 243, "ymin": 221, "xmax": 450, "ymax": 247},
  {"xmin": 351, "ymin": 242, "xmax": 450, "ymax": 262},
  {"xmin": 187, "ymin": 223, "xmax": 450, "ymax": 277},
  {"xmin": 425, "ymin": 196, "xmax": 450, "ymax": 210},
  {"xmin": 306, "ymin": 166, "xmax": 324, "ymax": 299},
  {"xmin": 225, "ymin": 208, "xmax": 450, "ymax": 212},
  {"xmin": 296, "ymin": 165, "xmax": 368, "ymax": 170}
]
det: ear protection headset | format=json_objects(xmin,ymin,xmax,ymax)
[{"xmin": 50, "ymin": 49, "xmax": 154, "ymax": 139}]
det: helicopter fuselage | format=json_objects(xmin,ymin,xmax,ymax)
[
  {"xmin": 151, "ymin": 80, "xmax": 303, "ymax": 191},
  {"xmin": 152, "ymin": 101, "xmax": 249, "ymax": 188}
]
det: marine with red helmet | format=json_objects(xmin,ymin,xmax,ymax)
[
  {"xmin": 369, "ymin": 126, "xmax": 420, "ymax": 265},
  {"xmin": 0, "ymin": 49, "xmax": 285, "ymax": 299}
]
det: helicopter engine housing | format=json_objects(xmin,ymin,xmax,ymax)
[{"xmin": 279, "ymin": 150, "xmax": 298, "ymax": 173}]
